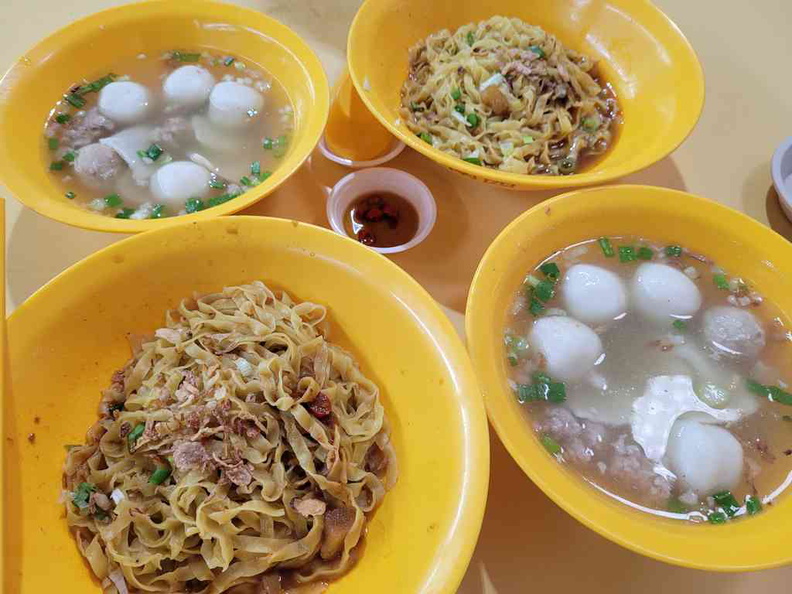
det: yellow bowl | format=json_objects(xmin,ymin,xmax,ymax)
[
  {"xmin": 0, "ymin": 0, "xmax": 329, "ymax": 233},
  {"xmin": 466, "ymin": 185, "xmax": 792, "ymax": 570},
  {"xmin": 5, "ymin": 216, "xmax": 489, "ymax": 592},
  {"xmin": 348, "ymin": 0, "xmax": 704, "ymax": 190}
]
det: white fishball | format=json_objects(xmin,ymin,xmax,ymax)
[
  {"xmin": 208, "ymin": 81, "xmax": 264, "ymax": 129},
  {"xmin": 163, "ymin": 65, "xmax": 215, "ymax": 109},
  {"xmin": 562, "ymin": 264, "xmax": 627, "ymax": 325},
  {"xmin": 703, "ymin": 306, "xmax": 765, "ymax": 361},
  {"xmin": 631, "ymin": 263, "xmax": 702, "ymax": 324},
  {"xmin": 149, "ymin": 161, "xmax": 211, "ymax": 205},
  {"xmin": 529, "ymin": 317, "xmax": 603, "ymax": 383},
  {"xmin": 98, "ymin": 81, "xmax": 151, "ymax": 125},
  {"xmin": 665, "ymin": 418, "xmax": 744, "ymax": 495}
]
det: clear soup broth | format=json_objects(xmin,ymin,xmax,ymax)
[{"xmin": 505, "ymin": 237, "xmax": 792, "ymax": 523}]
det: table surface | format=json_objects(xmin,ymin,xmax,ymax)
[{"xmin": 3, "ymin": 0, "xmax": 792, "ymax": 591}]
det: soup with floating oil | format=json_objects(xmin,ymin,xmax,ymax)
[
  {"xmin": 44, "ymin": 50, "xmax": 293, "ymax": 219},
  {"xmin": 505, "ymin": 237, "xmax": 792, "ymax": 523}
]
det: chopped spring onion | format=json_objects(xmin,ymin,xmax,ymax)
[
  {"xmin": 451, "ymin": 88, "xmax": 462, "ymax": 101},
  {"xmin": 262, "ymin": 137, "xmax": 274, "ymax": 150},
  {"xmin": 76, "ymin": 73, "xmax": 117, "ymax": 95},
  {"xmin": 540, "ymin": 434, "xmax": 562, "ymax": 455},
  {"xmin": 64, "ymin": 93, "xmax": 86, "ymax": 109},
  {"xmin": 185, "ymin": 198, "xmax": 205, "ymax": 213},
  {"xmin": 636, "ymin": 246, "xmax": 654, "ymax": 260},
  {"xmin": 223, "ymin": 56, "xmax": 235, "ymax": 67},
  {"xmin": 672, "ymin": 319, "xmax": 687, "ymax": 331},
  {"xmin": 103, "ymin": 194, "xmax": 122, "ymax": 208},
  {"xmin": 55, "ymin": 113, "xmax": 71, "ymax": 124},
  {"xmin": 454, "ymin": 104, "xmax": 466, "ymax": 115},
  {"xmin": 48, "ymin": 137, "xmax": 59, "ymax": 150},
  {"xmin": 533, "ymin": 371, "xmax": 553, "ymax": 385},
  {"xmin": 127, "ymin": 423, "xmax": 145, "ymax": 445},
  {"xmin": 707, "ymin": 511, "xmax": 727, "ymax": 524},
  {"xmin": 72, "ymin": 482, "xmax": 96, "ymax": 509},
  {"xmin": 667, "ymin": 498, "xmax": 688, "ymax": 514},
  {"xmin": 149, "ymin": 465, "xmax": 171, "ymax": 485},
  {"xmin": 65, "ymin": 191, "xmax": 75, "ymax": 200},
  {"xmin": 665, "ymin": 245, "xmax": 683, "ymax": 257},
  {"xmin": 581, "ymin": 115, "xmax": 600, "ymax": 132},
  {"xmin": 466, "ymin": 113, "xmax": 480, "ymax": 127},
  {"xmin": 529, "ymin": 45, "xmax": 546, "ymax": 58},
  {"xmin": 618, "ymin": 246, "xmax": 637, "ymax": 263},
  {"xmin": 150, "ymin": 204, "xmax": 165, "ymax": 219},
  {"xmin": 745, "ymin": 495, "xmax": 762, "ymax": 515},
  {"xmin": 540, "ymin": 262, "xmax": 561, "ymax": 280},
  {"xmin": 598, "ymin": 237, "xmax": 615, "ymax": 257},
  {"xmin": 272, "ymin": 135, "xmax": 289, "ymax": 158},
  {"xmin": 171, "ymin": 51, "xmax": 201, "ymax": 62},
  {"xmin": 110, "ymin": 489, "xmax": 125, "ymax": 505},
  {"xmin": 208, "ymin": 193, "xmax": 238, "ymax": 207},
  {"xmin": 713, "ymin": 491, "xmax": 740, "ymax": 517},
  {"xmin": 63, "ymin": 151, "xmax": 76, "ymax": 163},
  {"xmin": 209, "ymin": 179, "xmax": 226, "ymax": 189},
  {"xmin": 137, "ymin": 144, "xmax": 163, "ymax": 161},
  {"xmin": 522, "ymin": 135, "xmax": 534, "ymax": 144},
  {"xmin": 528, "ymin": 296, "xmax": 545, "ymax": 316},
  {"xmin": 746, "ymin": 379, "xmax": 792, "ymax": 405},
  {"xmin": 713, "ymin": 273, "xmax": 729, "ymax": 290},
  {"xmin": 250, "ymin": 161, "xmax": 261, "ymax": 176},
  {"xmin": 418, "ymin": 132, "xmax": 433, "ymax": 145},
  {"xmin": 533, "ymin": 279, "xmax": 555, "ymax": 303},
  {"xmin": 558, "ymin": 157, "xmax": 576, "ymax": 174},
  {"xmin": 507, "ymin": 354, "xmax": 519, "ymax": 367},
  {"xmin": 115, "ymin": 208, "xmax": 135, "ymax": 219},
  {"xmin": 463, "ymin": 157, "xmax": 482, "ymax": 165},
  {"xmin": 239, "ymin": 176, "xmax": 252, "ymax": 186},
  {"xmin": 466, "ymin": 31, "xmax": 475, "ymax": 46},
  {"xmin": 49, "ymin": 161, "xmax": 64, "ymax": 171}
]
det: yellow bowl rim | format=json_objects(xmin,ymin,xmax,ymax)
[
  {"xmin": 8, "ymin": 214, "xmax": 491, "ymax": 591},
  {"xmin": 346, "ymin": 0, "xmax": 705, "ymax": 190},
  {"xmin": 0, "ymin": 0, "xmax": 330, "ymax": 233}
]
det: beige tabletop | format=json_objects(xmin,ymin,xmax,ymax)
[{"xmin": 3, "ymin": 0, "xmax": 792, "ymax": 591}]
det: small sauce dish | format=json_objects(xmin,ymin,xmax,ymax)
[
  {"xmin": 771, "ymin": 136, "xmax": 792, "ymax": 221},
  {"xmin": 326, "ymin": 167, "xmax": 436, "ymax": 254}
]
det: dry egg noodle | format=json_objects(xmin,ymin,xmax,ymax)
[
  {"xmin": 63, "ymin": 282, "xmax": 397, "ymax": 593},
  {"xmin": 505, "ymin": 238, "xmax": 792, "ymax": 524},
  {"xmin": 400, "ymin": 16, "xmax": 620, "ymax": 175},
  {"xmin": 45, "ymin": 50, "xmax": 294, "ymax": 220}
]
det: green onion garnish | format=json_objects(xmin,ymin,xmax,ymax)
[
  {"xmin": 418, "ymin": 132, "xmax": 433, "ymax": 145},
  {"xmin": 262, "ymin": 137, "xmax": 274, "ymax": 150},
  {"xmin": 240, "ymin": 176, "xmax": 252, "ymax": 186},
  {"xmin": 466, "ymin": 32, "xmax": 475, "ymax": 46},
  {"xmin": 581, "ymin": 115, "xmax": 600, "ymax": 132},
  {"xmin": 49, "ymin": 161, "xmax": 64, "ymax": 171},
  {"xmin": 713, "ymin": 491, "xmax": 740, "ymax": 517},
  {"xmin": 665, "ymin": 245, "xmax": 682, "ymax": 257},
  {"xmin": 528, "ymin": 296, "xmax": 545, "ymax": 316},
  {"xmin": 529, "ymin": 45, "xmax": 546, "ymax": 59},
  {"xmin": 65, "ymin": 94, "xmax": 86, "ymax": 109},
  {"xmin": 63, "ymin": 151, "xmax": 76, "ymax": 163},
  {"xmin": 540, "ymin": 262, "xmax": 560, "ymax": 280},
  {"xmin": 542, "ymin": 381, "xmax": 566, "ymax": 403},
  {"xmin": 454, "ymin": 104, "xmax": 466, "ymax": 115},
  {"xmin": 745, "ymin": 495, "xmax": 762, "ymax": 515},
  {"xmin": 523, "ymin": 135, "xmax": 534, "ymax": 144},
  {"xmin": 223, "ymin": 56, "xmax": 235, "ymax": 67},
  {"xmin": 466, "ymin": 113, "xmax": 480, "ymax": 127},
  {"xmin": 451, "ymin": 88, "xmax": 462, "ymax": 101},
  {"xmin": 534, "ymin": 279, "xmax": 555, "ymax": 302},
  {"xmin": 532, "ymin": 371, "xmax": 552, "ymax": 385},
  {"xmin": 72, "ymin": 482, "xmax": 96, "ymax": 509},
  {"xmin": 150, "ymin": 204, "xmax": 165, "ymax": 219},
  {"xmin": 75, "ymin": 74, "xmax": 117, "ymax": 96},
  {"xmin": 115, "ymin": 208, "xmax": 135, "ymax": 219},
  {"xmin": 713, "ymin": 273, "xmax": 729, "ymax": 290},
  {"xmin": 507, "ymin": 354, "xmax": 518, "ymax": 367},
  {"xmin": 636, "ymin": 246, "xmax": 654, "ymax": 260},
  {"xmin": 707, "ymin": 511, "xmax": 727, "ymax": 524},
  {"xmin": 540, "ymin": 434, "xmax": 562, "ymax": 455},
  {"xmin": 65, "ymin": 191, "xmax": 75, "ymax": 200},
  {"xmin": 209, "ymin": 179, "xmax": 226, "ymax": 190},
  {"xmin": 128, "ymin": 423, "xmax": 145, "ymax": 446},
  {"xmin": 48, "ymin": 137, "xmax": 59, "ymax": 150},
  {"xmin": 55, "ymin": 113, "xmax": 71, "ymax": 124},
  {"xmin": 185, "ymin": 198, "xmax": 205, "ymax": 213},
  {"xmin": 667, "ymin": 497, "xmax": 688, "ymax": 514},
  {"xmin": 746, "ymin": 379, "xmax": 792, "ymax": 405},
  {"xmin": 250, "ymin": 161, "xmax": 261, "ymax": 176},
  {"xmin": 598, "ymin": 237, "xmax": 615, "ymax": 257},
  {"xmin": 273, "ymin": 135, "xmax": 289, "ymax": 158},
  {"xmin": 462, "ymin": 157, "xmax": 481, "ymax": 165},
  {"xmin": 618, "ymin": 246, "xmax": 637, "ymax": 263},
  {"xmin": 149, "ymin": 465, "xmax": 171, "ymax": 485},
  {"xmin": 103, "ymin": 194, "xmax": 122, "ymax": 208},
  {"xmin": 208, "ymin": 193, "xmax": 239, "ymax": 207},
  {"xmin": 171, "ymin": 51, "xmax": 201, "ymax": 62},
  {"xmin": 672, "ymin": 319, "xmax": 687, "ymax": 331}
]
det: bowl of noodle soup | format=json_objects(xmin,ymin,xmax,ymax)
[
  {"xmin": 348, "ymin": 0, "xmax": 704, "ymax": 190},
  {"xmin": 5, "ymin": 217, "xmax": 488, "ymax": 593}
]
